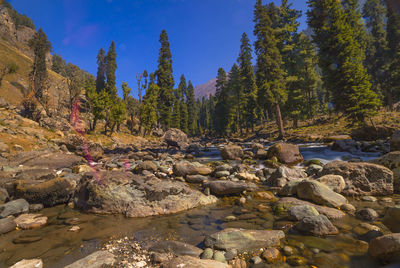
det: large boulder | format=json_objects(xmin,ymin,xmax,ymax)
[
  {"xmin": 15, "ymin": 151, "xmax": 85, "ymax": 170},
  {"xmin": 390, "ymin": 130, "xmax": 400, "ymax": 152},
  {"xmin": 64, "ymin": 251, "xmax": 116, "ymax": 268},
  {"xmin": 369, "ymin": 233, "xmax": 400, "ymax": 263},
  {"xmin": 319, "ymin": 161, "xmax": 393, "ymax": 196},
  {"xmin": 296, "ymin": 180, "xmax": 348, "ymax": 208},
  {"xmin": 220, "ymin": 145, "xmax": 243, "ymax": 160},
  {"xmin": 14, "ymin": 213, "xmax": 47, "ymax": 229},
  {"xmin": 5, "ymin": 178, "xmax": 75, "ymax": 207},
  {"xmin": 56, "ymin": 135, "xmax": 104, "ymax": 161},
  {"xmin": 267, "ymin": 142, "xmax": 303, "ymax": 165},
  {"xmin": 205, "ymin": 180, "xmax": 257, "ymax": 196},
  {"xmin": 289, "ymin": 205, "xmax": 319, "ymax": 221},
  {"xmin": 164, "ymin": 255, "xmax": 230, "ymax": 268},
  {"xmin": 9, "ymin": 259, "xmax": 43, "ymax": 268},
  {"xmin": 173, "ymin": 161, "xmax": 212, "ymax": 177},
  {"xmin": 204, "ymin": 228, "xmax": 285, "ymax": 253},
  {"xmin": 316, "ymin": 174, "xmax": 346, "ymax": 193},
  {"xmin": 295, "ymin": 215, "xmax": 339, "ymax": 236},
  {"xmin": 370, "ymin": 152, "xmax": 400, "ymax": 192},
  {"xmin": 0, "ymin": 199, "xmax": 29, "ymax": 218},
  {"xmin": 74, "ymin": 171, "xmax": 217, "ymax": 217},
  {"xmin": 163, "ymin": 128, "xmax": 189, "ymax": 149}
]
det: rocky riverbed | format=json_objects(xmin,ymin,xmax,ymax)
[{"xmin": 2, "ymin": 113, "xmax": 400, "ymax": 267}]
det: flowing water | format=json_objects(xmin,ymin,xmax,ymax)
[{"xmin": 0, "ymin": 144, "xmax": 389, "ymax": 267}]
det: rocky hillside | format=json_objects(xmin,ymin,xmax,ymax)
[
  {"xmin": 0, "ymin": 2, "xmax": 72, "ymax": 115},
  {"xmin": 194, "ymin": 78, "xmax": 216, "ymax": 99}
]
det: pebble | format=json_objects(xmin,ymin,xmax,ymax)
[
  {"xmin": 68, "ymin": 226, "xmax": 80, "ymax": 232},
  {"xmin": 283, "ymin": 246, "xmax": 294, "ymax": 256},
  {"xmin": 213, "ymin": 251, "xmax": 226, "ymax": 263},
  {"xmin": 201, "ymin": 248, "xmax": 213, "ymax": 259},
  {"xmin": 225, "ymin": 249, "xmax": 238, "ymax": 261},
  {"xmin": 361, "ymin": 196, "xmax": 377, "ymax": 202},
  {"xmin": 251, "ymin": 256, "xmax": 262, "ymax": 264}
]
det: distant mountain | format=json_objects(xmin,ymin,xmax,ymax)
[{"xmin": 194, "ymin": 78, "xmax": 216, "ymax": 99}]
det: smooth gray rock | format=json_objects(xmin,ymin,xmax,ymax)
[
  {"xmin": 296, "ymin": 180, "xmax": 348, "ymax": 208},
  {"xmin": 295, "ymin": 215, "xmax": 339, "ymax": 236},
  {"xmin": 0, "ymin": 217, "xmax": 16, "ymax": 234},
  {"xmin": 64, "ymin": 251, "xmax": 116, "ymax": 268},
  {"xmin": 289, "ymin": 205, "xmax": 319, "ymax": 221},
  {"xmin": 148, "ymin": 240, "xmax": 203, "ymax": 257},
  {"xmin": 0, "ymin": 199, "xmax": 29, "ymax": 218}
]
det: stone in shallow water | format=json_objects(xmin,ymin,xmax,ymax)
[
  {"xmin": 0, "ymin": 217, "xmax": 16, "ymax": 234},
  {"xmin": 148, "ymin": 240, "xmax": 203, "ymax": 257},
  {"xmin": 383, "ymin": 206, "xmax": 400, "ymax": 232},
  {"xmin": 356, "ymin": 208, "xmax": 378, "ymax": 222},
  {"xmin": 369, "ymin": 233, "xmax": 400, "ymax": 263},
  {"xmin": 204, "ymin": 228, "xmax": 285, "ymax": 253},
  {"xmin": 64, "ymin": 250, "xmax": 116, "ymax": 268},
  {"xmin": 74, "ymin": 171, "xmax": 217, "ymax": 217},
  {"xmin": 213, "ymin": 251, "xmax": 226, "ymax": 263},
  {"xmin": 14, "ymin": 214, "xmax": 47, "ymax": 229},
  {"xmin": 262, "ymin": 247, "xmax": 282, "ymax": 263},
  {"xmin": 295, "ymin": 215, "xmax": 339, "ymax": 236},
  {"xmin": 9, "ymin": 258, "xmax": 43, "ymax": 268},
  {"xmin": 205, "ymin": 180, "xmax": 257, "ymax": 196},
  {"xmin": 0, "ymin": 199, "xmax": 29, "ymax": 218},
  {"xmin": 296, "ymin": 180, "xmax": 348, "ymax": 208},
  {"xmin": 201, "ymin": 248, "xmax": 213, "ymax": 259}
]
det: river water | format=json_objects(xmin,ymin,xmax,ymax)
[{"xmin": 0, "ymin": 144, "xmax": 388, "ymax": 267}]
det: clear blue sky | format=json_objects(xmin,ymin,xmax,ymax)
[{"xmin": 9, "ymin": 0, "xmax": 308, "ymax": 98}]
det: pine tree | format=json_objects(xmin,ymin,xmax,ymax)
[
  {"xmin": 187, "ymin": 80, "xmax": 197, "ymax": 135},
  {"xmin": 254, "ymin": 1, "xmax": 286, "ymax": 138},
  {"xmin": 51, "ymin": 53, "xmax": 67, "ymax": 76},
  {"xmin": 85, "ymin": 77, "xmax": 108, "ymax": 132},
  {"xmin": 214, "ymin": 66, "xmax": 235, "ymax": 136},
  {"xmin": 386, "ymin": 2, "xmax": 400, "ymax": 108},
  {"xmin": 28, "ymin": 28, "xmax": 52, "ymax": 116},
  {"xmin": 140, "ymin": 81, "xmax": 159, "ymax": 136},
  {"xmin": 307, "ymin": 0, "xmax": 381, "ymax": 121},
  {"xmin": 65, "ymin": 63, "xmax": 83, "ymax": 110},
  {"xmin": 362, "ymin": 0, "xmax": 388, "ymax": 100},
  {"xmin": 122, "ymin": 82, "xmax": 131, "ymax": 102},
  {"xmin": 96, "ymin": 48, "xmax": 106, "ymax": 93},
  {"xmin": 156, "ymin": 30, "xmax": 175, "ymax": 130},
  {"xmin": 238, "ymin": 32, "xmax": 258, "ymax": 133},
  {"xmin": 105, "ymin": 41, "xmax": 117, "ymax": 98},
  {"xmin": 171, "ymin": 88, "xmax": 181, "ymax": 129},
  {"xmin": 178, "ymin": 75, "xmax": 189, "ymax": 133}
]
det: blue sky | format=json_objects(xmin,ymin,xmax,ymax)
[{"xmin": 9, "ymin": 0, "xmax": 309, "ymax": 98}]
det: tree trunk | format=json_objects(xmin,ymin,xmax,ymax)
[
  {"xmin": 275, "ymin": 102, "xmax": 285, "ymax": 139},
  {"xmin": 293, "ymin": 118, "xmax": 298, "ymax": 129},
  {"xmin": 91, "ymin": 118, "xmax": 97, "ymax": 132},
  {"xmin": 388, "ymin": 88, "xmax": 394, "ymax": 111}
]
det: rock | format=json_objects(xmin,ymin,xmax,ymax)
[
  {"xmin": 269, "ymin": 166, "xmax": 307, "ymax": 187},
  {"xmin": 224, "ymin": 249, "xmax": 238, "ymax": 261},
  {"xmin": 250, "ymin": 256, "xmax": 262, "ymax": 264},
  {"xmin": 0, "ymin": 141, "xmax": 9, "ymax": 153},
  {"xmin": 320, "ymin": 161, "xmax": 393, "ymax": 196},
  {"xmin": 295, "ymin": 215, "xmax": 339, "ymax": 236},
  {"xmin": 148, "ymin": 240, "xmax": 203, "ymax": 257},
  {"xmin": 370, "ymin": 151, "xmax": 400, "ymax": 192},
  {"xmin": 276, "ymin": 197, "xmax": 346, "ymax": 219},
  {"xmin": 306, "ymin": 164, "xmax": 323, "ymax": 176},
  {"xmin": 72, "ymin": 165, "xmax": 92, "ymax": 174},
  {"xmin": 255, "ymin": 149, "xmax": 268, "ymax": 160},
  {"xmin": 267, "ymin": 143, "xmax": 303, "ymax": 165},
  {"xmin": 14, "ymin": 214, "xmax": 47, "ymax": 229},
  {"xmin": 201, "ymin": 248, "xmax": 213, "ymax": 259},
  {"xmin": 0, "ymin": 187, "xmax": 9, "ymax": 203},
  {"xmin": 230, "ymin": 258, "xmax": 247, "ymax": 268},
  {"xmin": 173, "ymin": 161, "xmax": 212, "ymax": 177},
  {"xmin": 136, "ymin": 161, "xmax": 158, "ymax": 173},
  {"xmin": 287, "ymin": 256, "xmax": 307, "ymax": 266},
  {"xmin": 64, "ymin": 250, "xmax": 116, "ymax": 268},
  {"xmin": 296, "ymin": 180, "xmax": 348, "ymax": 208},
  {"xmin": 15, "ymin": 151, "xmax": 85, "ymax": 170},
  {"xmin": 369, "ymin": 233, "xmax": 400, "ymax": 263},
  {"xmin": 214, "ymin": 164, "xmax": 233, "ymax": 172},
  {"xmin": 163, "ymin": 128, "xmax": 189, "ymax": 149},
  {"xmin": 214, "ymin": 170, "xmax": 230, "ymax": 178},
  {"xmin": 164, "ymin": 255, "xmax": 230, "ymax": 268},
  {"xmin": 213, "ymin": 251, "xmax": 226, "ymax": 263},
  {"xmin": 152, "ymin": 128, "xmax": 164, "ymax": 137},
  {"xmin": 0, "ymin": 199, "xmax": 29, "ymax": 218},
  {"xmin": 9, "ymin": 259, "xmax": 43, "ymax": 268},
  {"xmin": 390, "ymin": 130, "xmax": 400, "ymax": 151},
  {"xmin": 289, "ymin": 205, "xmax": 319, "ymax": 221},
  {"xmin": 5, "ymin": 178, "xmax": 75, "ymax": 207},
  {"xmin": 0, "ymin": 217, "xmax": 16, "ymax": 234},
  {"xmin": 255, "ymin": 191, "xmax": 275, "ymax": 200},
  {"xmin": 236, "ymin": 172, "xmax": 258, "ymax": 181},
  {"xmin": 205, "ymin": 180, "xmax": 257, "ymax": 196},
  {"xmin": 383, "ymin": 206, "xmax": 400, "ymax": 232},
  {"xmin": 316, "ymin": 175, "xmax": 346, "ymax": 193},
  {"xmin": 204, "ymin": 228, "xmax": 285, "ymax": 253},
  {"xmin": 220, "ymin": 145, "xmax": 243, "ymax": 160},
  {"xmin": 262, "ymin": 247, "xmax": 282, "ymax": 263},
  {"xmin": 332, "ymin": 139, "xmax": 359, "ymax": 154},
  {"xmin": 341, "ymin": 203, "xmax": 356, "ymax": 214},
  {"xmin": 186, "ymin": 175, "xmax": 208, "ymax": 183},
  {"xmin": 356, "ymin": 208, "xmax": 379, "ymax": 221},
  {"xmin": 74, "ymin": 171, "xmax": 217, "ymax": 217},
  {"xmin": 361, "ymin": 196, "xmax": 377, "ymax": 202}
]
